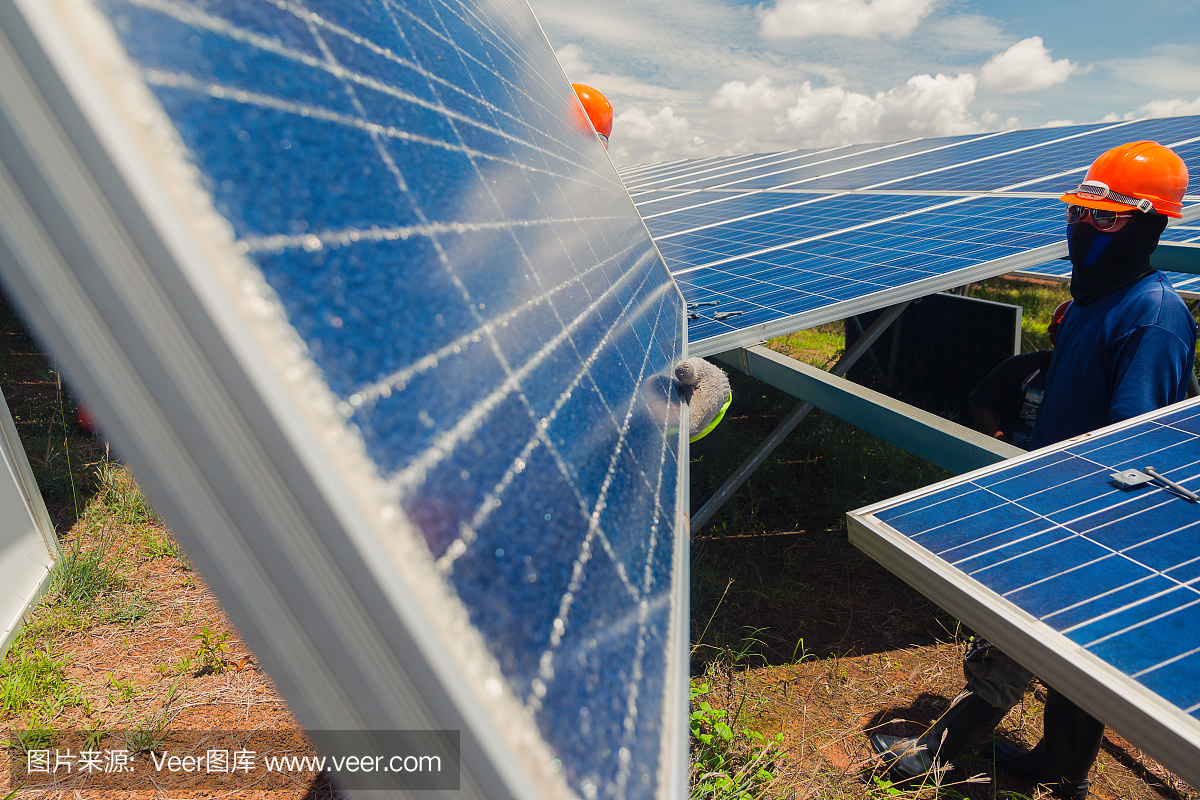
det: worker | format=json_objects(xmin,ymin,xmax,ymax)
[
  {"xmin": 572, "ymin": 83, "xmax": 613, "ymax": 149},
  {"xmin": 967, "ymin": 299, "xmax": 1070, "ymax": 449},
  {"xmin": 870, "ymin": 140, "xmax": 1194, "ymax": 800}
]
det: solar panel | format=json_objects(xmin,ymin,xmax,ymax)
[
  {"xmin": 847, "ymin": 397, "xmax": 1200, "ymax": 789},
  {"xmin": 676, "ymin": 195, "xmax": 1068, "ymax": 355},
  {"xmin": 0, "ymin": 0, "xmax": 688, "ymax": 797},
  {"xmin": 627, "ymin": 115, "xmax": 1200, "ymax": 355},
  {"xmin": 0, "ymin": 388, "xmax": 58, "ymax": 657}
]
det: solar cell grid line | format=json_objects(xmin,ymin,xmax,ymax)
[
  {"xmin": 623, "ymin": 146, "xmax": 843, "ymax": 192},
  {"xmin": 621, "ymin": 153, "xmax": 764, "ymax": 191},
  {"xmin": 631, "ymin": 141, "xmax": 890, "ymax": 192},
  {"xmin": 676, "ymin": 195, "xmax": 1069, "ymax": 355},
  {"xmin": 622, "ymin": 149, "xmax": 810, "ymax": 192},
  {"xmin": 0, "ymin": 1, "xmax": 690, "ymax": 799},
  {"xmin": 1013, "ymin": 134, "xmax": 1200, "ymax": 195},
  {"xmin": 643, "ymin": 191, "xmax": 839, "ymax": 238},
  {"xmin": 875, "ymin": 116, "xmax": 1200, "ymax": 192},
  {"xmin": 652, "ymin": 194, "xmax": 951, "ymax": 271},
  {"xmin": 784, "ymin": 123, "xmax": 1116, "ymax": 192},
  {"xmin": 847, "ymin": 397, "xmax": 1200, "ymax": 788},
  {"xmin": 672, "ymin": 192, "xmax": 982, "ymax": 274},
  {"xmin": 701, "ymin": 130, "xmax": 1014, "ymax": 193}
]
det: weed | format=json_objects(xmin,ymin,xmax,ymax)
[
  {"xmin": 99, "ymin": 591, "xmax": 154, "ymax": 628},
  {"xmin": 192, "ymin": 625, "xmax": 232, "ymax": 675},
  {"xmin": 12, "ymin": 719, "xmax": 57, "ymax": 752},
  {"xmin": 0, "ymin": 638, "xmax": 82, "ymax": 715},
  {"xmin": 107, "ymin": 674, "xmax": 139, "ymax": 703},
  {"xmin": 125, "ymin": 679, "xmax": 182, "ymax": 754},
  {"xmin": 141, "ymin": 529, "xmax": 191, "ymax": 567},
  {"xmin": 48, "ymin": 530, "xmax": 124, "ymax": 608},
  {"xmin": 83, "ymin": 461, "xmax": 157, "ymax": 529},
  {"xmin": 690, "ymin": 681, "xmax": 783, "ymax": 799}
]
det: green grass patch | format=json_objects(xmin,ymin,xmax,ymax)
[
  {"xmin": 0, "ymin": 637, "xmax": 83, "ymax": 716},
  {"xmin": 48, "ymin": 530, "xmax": 125, "ymax": 609}
]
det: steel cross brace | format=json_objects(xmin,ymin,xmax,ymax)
[
  {"xmin": 690, "ymin": 302, "xmax": 908, "ymax": 532},
  {"xmin": 691, "ymin": 301, "xmax": 1025, "ymax": 532}
]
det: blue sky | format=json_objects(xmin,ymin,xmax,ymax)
[{"xmin": 526, "ymin": 0, "xmax": 1200, "ymax": 165}]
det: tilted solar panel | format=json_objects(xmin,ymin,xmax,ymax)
[
  {"xmin": 0, "ymin": 0, "xmax": 689, "ymax": 797},
  {"xmin": 848, "ymin": 397, "xmax": 1200, "ymax": 789}
]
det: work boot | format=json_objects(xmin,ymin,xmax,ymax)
[
  {"xmin": 870, "ymin": 690, "xmax": 1011, "ymax": 784},
  {"xmin": 990, "ymin": 688, "xmax": 1103, "ymax": 799}
]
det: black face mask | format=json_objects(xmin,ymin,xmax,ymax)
[{"xmin": 1068, "ymin": 212, "xmax": 1168, "ymax": 305}]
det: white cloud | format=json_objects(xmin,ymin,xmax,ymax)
[
  {"xmin": 708, "ymin": 72, "xmax": 982, "ymax": 150},
  {"xmin": 554, "ymin": 43, "xmax": 592, "ymax": 79},
  {"xmin": 979, "ymin": 37, "xmax": 1082, "ymax": 93},
  {"xmin": 609, "ymin": 107, "xmax": 709, "ymax": 164},
  {"xmin": 758, "ymin": 0, "xmax": 934, "ymax": 40},
  {"xmin": 1103, "ymin": 94, "xmax": 1200, "ymax": 122},
  {"xmin": 1103, "ymin": 47, "xmax": 1200, "ymax": 94}
]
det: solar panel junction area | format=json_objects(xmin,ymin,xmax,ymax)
[
  {"xmin": 0, "ymin": 0, "xmax": 687, "ymax": 798},
  {"xmin": 848, "ymin": 397, "xmax": 1200, "ymax": 789},
  {"xmin": 620, "ymin": 118, "xmax": 1200, "ymax": 357}
]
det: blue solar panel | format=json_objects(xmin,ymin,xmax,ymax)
[
  {"xmin": 674, "ymin": 196, "xmax": 1064, "ymax": 352},
  {"xmin": 1016, "ymin": 137, "xmax": 1200, "ymax": 195},
  {"xmin": 623, "ymin": 150, "xmax": 811, "ymax": 192},
  {"xmin": 848, "ymin": 398, "xmax": 1200, "ymax": 787},
  {"xmin": 0, "ymin": 0, "xmax": 688, "ymax": 797},
  {"xmin": 883, "ymin": 118, "xmax": 1200, "ymax": 192},
  {"xmin": 651, "ymin": 193, "xmax": 944, "ymax": 271},
  {"xmin": 631, "ymin": 142, "xmax": 887, "ymax": 192}
]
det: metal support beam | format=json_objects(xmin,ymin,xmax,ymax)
[
  {"xmin": 1155, "ymin": 243, "xmax": 1200, "ymax": 275},
  {"xmin": 691, "ymin": 302, "xmax": 910, "ymax": 532},
  {"xmin": 725, "ymin": 345, "xmax": 1023, "ymax": 476}
]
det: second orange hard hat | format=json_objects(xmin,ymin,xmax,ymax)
[
  {"xmin": 1060, "ymin": 140, "xmax": 1188, "ymax": 218},
  {"xmin": 572, "ymin": 83, "xmax": 613, "ymax": 147}
]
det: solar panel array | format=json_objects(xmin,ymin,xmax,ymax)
[
  {"xmin": 621, "ymin": 117, "xmax": 1200, "ymax": 355},
  {"xmin": 847, "ymin": 398, "xmax": 1200, "ymax": 788},
  {"xmin": 0, "ymin": 0, "xmax": 687, "ymax": 797}
]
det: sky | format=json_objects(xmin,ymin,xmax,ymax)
[{"xmin": 525, "ymin": 0, "xmax": 1200, "ymax": 166}]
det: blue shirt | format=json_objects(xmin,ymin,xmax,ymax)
[{"xmin": 1029, "ymin": 272, "xmax": 1197, "ymax": 449}]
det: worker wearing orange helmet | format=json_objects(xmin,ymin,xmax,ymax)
[
  {"xmin": 872, "ymin": 141, "xmax": 1195, "ymax": 800},
  {"xmin": 572, "ymin": 83, "xmax": 613, "ymax": 149},
  {"xmin": 1029, "ymin": 140, "xmax": 1194, "ymax": 447}
]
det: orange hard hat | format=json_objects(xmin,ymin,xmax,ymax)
[
  {"xmin": 1060, "ymin": 140, "xmax": 1188, "ymax": 218},
  {"xmin": 572, "ymin": 83, "xmax": 613, "ymax": 146}
]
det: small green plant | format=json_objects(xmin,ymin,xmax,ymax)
[
  {"xmin": 48, "ymin": 531, "xmax": 124, "ymax": 609},
  {"xmin": 141, "ymin": 530, "xmax": 190, "ymax": 567},
  {"xmin": 125, "ymin": 679, "xmax": 182, "ymax": 754},
  {"xmin": 106, "ymin": 673, "xmax": 139, "ymax": 702},
  {"xmin": 100, "ymin": 591, "xmax": 154, "ymax": 627},
  {"xmin": 0, "ymin": 639, "xmax": 82, "ymax": 715},
  {"xmin": 84, "ymin": 461, "xmax": 156, "ymax": 528},
  {"xmin": 689, "ymin": 682, "xmax": 782, "ymax": 799},
  {"xmin": 13, "ymin": 718, "xmax": 57, "ymax": 752},
  {"xmin": 192, "ymin": 625, "xmax": 232, "ymax": 675}
]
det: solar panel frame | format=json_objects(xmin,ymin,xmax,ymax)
[
  {"xmin": 847, "ymin": 396, "xmax": 1200, "ymax": 790},
  {"xmin": 0, "ymin": 0, "xmax": 690, "ymax": 797}
]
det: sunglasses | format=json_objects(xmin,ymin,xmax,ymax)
[{"xmin": 1066, "ymin": 204, "xmax": 1133, "ymax": 231}]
